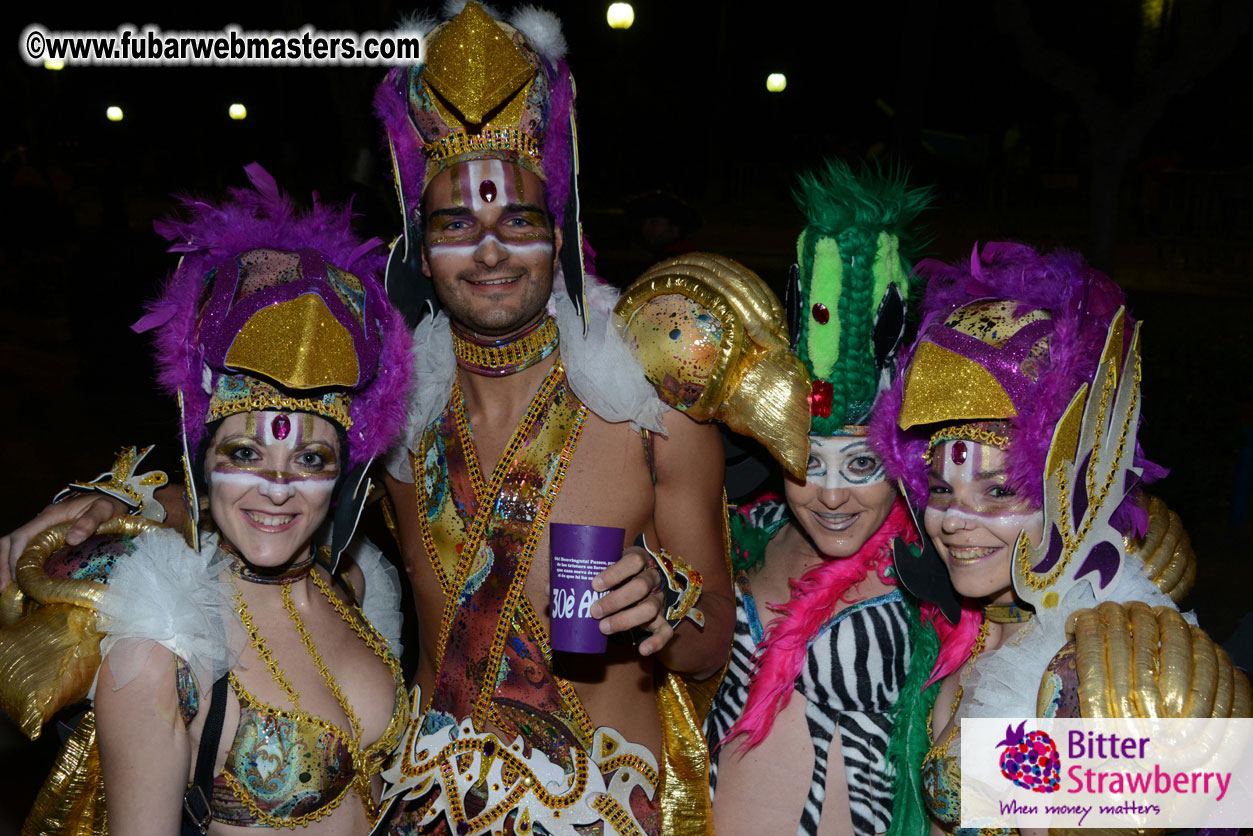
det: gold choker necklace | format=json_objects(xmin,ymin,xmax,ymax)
[
  {"xmin": 983, "ymin": 601, "xmax": 1033, "ymax": 623},
  {"xmin": 452, "ymin": 316, "xmax": 559, "ymax": 377}
]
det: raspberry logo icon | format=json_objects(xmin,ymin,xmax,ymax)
[{"xmin": 995, "ymin": 721, "xmax": 1060, "ymax": 793}]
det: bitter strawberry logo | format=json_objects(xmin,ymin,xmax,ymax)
[{"xmin": 996, "ymin": 721, "xmax": 1061, "ymax": 793}]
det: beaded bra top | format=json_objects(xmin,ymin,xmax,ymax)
[{"xmin": 209, "ymin": 558, "xmax": 409, "ymax": 828}]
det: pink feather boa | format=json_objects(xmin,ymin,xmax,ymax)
[{"xmin": 722, "ymin": 498, "xmax": 919, "ymax": 751}]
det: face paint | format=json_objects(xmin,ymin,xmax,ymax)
[
  {"xmin": 453, "ymin": 159, "xmax": 525, "ymax": 213},
  {"xmin": 804, "ymin": 436, "xmax": 887, "ymax": 490},
  {"xmin": 206, "ymin": 411, "xmax": 340, "ymax": 569},
  {"xmin": 783, "ymin": 433, "xmax": 897, "ymax": 559},
  {"xmin": 421, "ymin": 162, "xmax": 559, "ymax": 338},
  {"xmin": 923, "ymin": 440, "xmax": 1044, "ymax": 601}
]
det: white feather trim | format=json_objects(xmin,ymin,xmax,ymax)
[
  {"xmin": 403, "ymin": 309, "xmax": 458, "ymax": 460},
  {"xmin": 396, "ymin": 10, "xmax": 439, "ymax": 39},
  {"xmin": 958, "ymin": 568, "xmax": 1193, "ymax": 721},
  {"xmin": 509, "ymin": 6, "xmax": 567, "ymax": 61},
  {"xmin": 92, "ymin": 529, "xmax": 241, "ymax": 700},
  {"xmin": 390, "ymin": 279, "xmax": 668, "ymax": 482},
  {"xmin": 349, "ymin": 537, "xmax": 405, "ymax": 658},
  {"xmin": 549, "ymin": 278, "xmax": 667, "ymax": 433}
]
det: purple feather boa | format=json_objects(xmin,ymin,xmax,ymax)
[
  {"xmin": 869, "ymin": 242, "xmax": 1161, "ymax": 538},
  {"xmin": 135, "ymin": 163, "xmax": 412, "ymax": 469}
]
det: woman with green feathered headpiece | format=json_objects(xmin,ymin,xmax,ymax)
[{"xmin": 704, "ymin": 160, "xmax": 936, "ymax": 835}]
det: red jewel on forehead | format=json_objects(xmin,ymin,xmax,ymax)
[
  {"xmin": 479, "ymin": 180, "xmax": 497, "ymax": 203},
  {"xmin": 950, "ymin": 440, "xmax": 967, "ymax": 465},
  {"xmin": 272, "ymin": 414, "xmax": 291, "ymax": 440}
]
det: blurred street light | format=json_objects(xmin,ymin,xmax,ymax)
[
  {"xmin": 44, "ymin": 58, "xmax": 65, "ymax": 71},
  {"xmin": 229, "ymin": 103, "xmax": 247, "ymax": 120},
  {"xmin": 607, "ymin": 3, "xmax": 635, "ymax": 30},
  {"xmin": 106, "ymin": 106, "xmax": 123, "ymax": 121},
  {"xmin": 766, "ymin": 73, "xmax": 787, "ymax": 93}
]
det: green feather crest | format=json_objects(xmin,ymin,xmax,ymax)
[{"xmin": 793, "ymin": 159, "xmax": 932, "ymax": 433}]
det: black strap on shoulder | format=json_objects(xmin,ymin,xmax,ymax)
[{"xmin": 182, "ymin": 674, "xmax": 229, "ymax": 835}]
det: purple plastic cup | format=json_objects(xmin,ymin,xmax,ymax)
[{"xmin": 549, "ymin": 523, "xmax": 625, "ymax": 653}]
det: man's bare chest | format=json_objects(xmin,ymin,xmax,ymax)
[{"xmin": 411, "ymin": 415, "xmax": 656, "ymax": 637}]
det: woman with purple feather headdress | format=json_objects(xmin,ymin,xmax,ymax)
[
  {"xmin": 869, "ymin": 241, "xmax": 1251, "ymax": 836},
  {"xmin": 0, "ymin": 165, "xmax": 415, "ymax": 836}
]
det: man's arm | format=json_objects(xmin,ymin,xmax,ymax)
[
  {"xmin": 592, "ymin": 410, "xmax": 733, "ymax": 680},
  {"xmin": 1, "ymin": 484, "xmax": 185, "ymax": 588}
]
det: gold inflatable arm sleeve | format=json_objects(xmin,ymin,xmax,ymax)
[
  {"xmin": 0, "ymin": 517, "xmax": 161, "ymax": 740},
  {"xmin": 1122, "ymin": 494, "xmax": 1196, "ymax": 604},
  {"xmin": 1060, "ymin": 600, "xmax": 1252, "ymax": 720}
]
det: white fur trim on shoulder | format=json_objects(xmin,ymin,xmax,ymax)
[
  {"xmin": 349, "ymin": 537, "xmax": 405, "ymax": 658},
  {"xmin": 551, "ymin": 278, "xmax": 667, "ymax": 433},
  {"xmin": 384, "ymin": 443, "xmax": 415, "ymax": 484},
  {"xmin": 407, "ymin": 310, "xmax": 457, "ymax": 448},
  {"xmin": 402, "ymin": 281, "xmax": 667, "ymax": 460},
  {"xmin": 509, "ymin": 6, "xmax": 567, "ymax": 61},
  {"xmin": 960, "ymin": 567, "xmax": 1189, "ymax": 720},
  {"xmin": 93, "ymin": 529, "xmax": 241, "ymax": 700}
]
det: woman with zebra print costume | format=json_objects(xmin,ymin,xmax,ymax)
[{"xmin": 705, "ymin": 161, "xmax": 932, "ymax": 836}]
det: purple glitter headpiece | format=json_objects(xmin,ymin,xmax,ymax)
[
  {"xmin": 870, "ymin": 241, "xmax": 1162, "ymax": 522},
  {"xmin": 134, "ymin": 164, "xmax": 413, "ymax": 473}
]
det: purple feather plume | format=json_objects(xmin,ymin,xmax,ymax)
[{"xmin": 136, "ymin": 164, "xmax": 412, "ymax": 469}]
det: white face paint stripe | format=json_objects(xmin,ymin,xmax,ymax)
[
  {"xmin": 208, "ymin": 469, "xmax": 336, "ymax": 498},
  {"xmin": 427, "ymin": 232, "xmax": 554, "ymax": 261},
  {"xmin": 464, "ymin": 159, "xmax": 507, "ymax": 212}
]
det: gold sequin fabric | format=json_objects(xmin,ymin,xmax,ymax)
[
  {"xmin": 944, "ymin": 299, "xmax": 1050, "ymax": 348},
  {"xmin": 408, "ymin": 2, "xmax": 550, "ymax": 184},
  {"xmin": 622, "ymin": 294, "xmax": 723, "ymax": 410}
]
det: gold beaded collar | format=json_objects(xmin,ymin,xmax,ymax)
[
  {"xmin": 983, "ymin": 601, "xmax": 1033, "ymax": 623},
  {"xmin": 452, "ymin": 315, "xmax": 559, "ymax": 377}
]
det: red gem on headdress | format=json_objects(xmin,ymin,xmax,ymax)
[
  {"xmin": 479, "ymin": 180, "xmax": 497, "ymax": 203},
  {"xmin": 951, "ymin": 440, "xmax": 967, "ymax": 465},
  {"xmin": 809, "ymin": 380, "xmax": 833, "ymax": 417},
  {"xmin": 812, "ymin": 303, "xmax": 830, "ymax": 324},
  {"xmin": 272, "ymin": 414, "xmax": 291, "ymax": 440}
]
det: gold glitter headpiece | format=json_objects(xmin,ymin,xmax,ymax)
[
  {"xmin": 404, "ymin": 2, "xmax": 553, "ymax": 188},
  {"xmin": 377, "ymin": 2, "xmax": 593, "ymax": 323},
  {"xmin": 922, "ymin": 421, "xmax": 1012, "ymax": 464}
]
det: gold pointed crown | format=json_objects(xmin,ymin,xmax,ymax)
[{"xmin": 407, "ymin": 2, "xmax": 551, "ymax": 185}]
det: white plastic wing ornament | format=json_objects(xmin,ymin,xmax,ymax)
[
  {"xmin": 380, "ymin": 688, "xmax": 656, "ymax": 835},
  {"xmin": 1011, "ymin": 308, "xmax": 1143, "ymax": 611}
]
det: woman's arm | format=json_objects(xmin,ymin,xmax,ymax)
[{"xmin": 95, "ymin": 643, "xmax": 192, "ymax": 836}]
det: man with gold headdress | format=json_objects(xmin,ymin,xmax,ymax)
[
  {"xmin": 366, "ymin": 5, "xmax": 814, "ymax": 833},
  {"xmin": 1, "ymin": 3, "xmax": 811, "ymax": 835}
]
